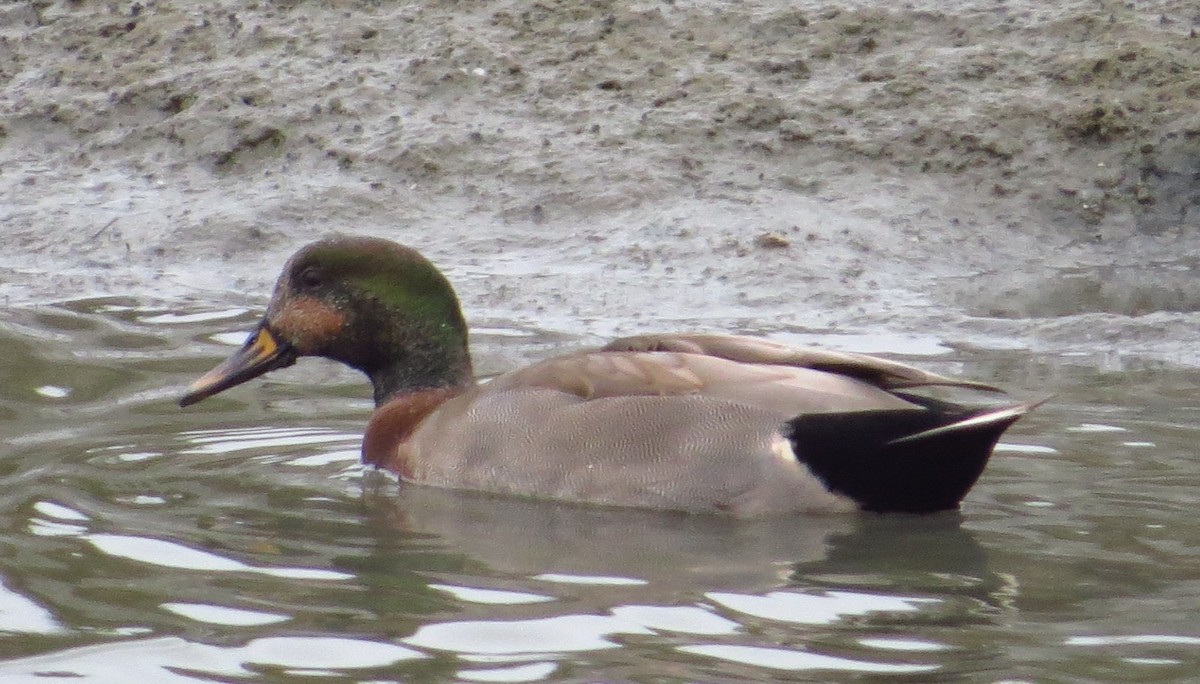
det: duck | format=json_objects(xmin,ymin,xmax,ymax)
[{"xmin": 180, "ymin": 235, "xmax": 1038, "ymax": 516}]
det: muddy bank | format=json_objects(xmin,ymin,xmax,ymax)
[{"xmin": 2, "ymin": 0, "xmax": 1198, "ymax": 362}]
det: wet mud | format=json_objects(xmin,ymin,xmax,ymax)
[{"xmin": 2, "ymin": 0, "xmax": 1198, "ymax": 360}]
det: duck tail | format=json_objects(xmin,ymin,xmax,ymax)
[{"xmin": 784, "ymin": 398, "xmax": 1043, "ymax": 513}]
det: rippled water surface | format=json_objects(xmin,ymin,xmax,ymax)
[{"xmin": 0, "ymin": 299, "xmax": 1197, "ymax": 682}]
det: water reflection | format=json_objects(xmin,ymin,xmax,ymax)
[
  {"xmin": 678, "ymin": 644, "xmax": 939, "ymax": 674},
  {"xmin": 87, "ymin": 534, "xmax": 354, "ymax": 580},
  {"xmin": 0, "ymin": 299, "xmax": 1198, "ymax": 681},
  {"xmin": 0, "ymin": 577, "xmax": 63, "ymax": 635},
  {"xmin": 362, "ymin": 485, "xmax": 1001, "ymax": 600},
  {"xmin": 365, "ymin": 484, "xmax": 855, "ymax": 589},
  {"xmin": 355, "ymin": 487, "xmax": 1009, "ymax": 676},
  {"xmin": 0, "ymin": 636, "xmax": 426, "ymax": 681},
  {"xmin": 159, "ymin": 602, "xmax": 290, "ymax": 626},
  {"xmin": 704, "ymin": 590, "xmax": 937, "ymax": 625}
]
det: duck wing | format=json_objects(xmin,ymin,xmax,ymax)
[
  {"xmin": 484, "ymin": 345, "xmax": 920, "ymax": 416},
  {"xmin": 602, "ymin": 333, "xmax": 1005, "ymax": 392}
]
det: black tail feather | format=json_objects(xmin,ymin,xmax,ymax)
[{"xmin": 786, "ymin": 402, "xmax": 1031, "ymax": 513}]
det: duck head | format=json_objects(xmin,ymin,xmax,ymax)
[{"xmin": 180, "ymin": 236, "xmax": 473, "ymax": 408}]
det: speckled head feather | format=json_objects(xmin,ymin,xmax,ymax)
[
  {"xmin": 179, "ymin": 236, "xmax": 473, "ymax": 409},
  {"xmin": 268, "ymin": 236, "xmax": 474, "ymax": 404}
]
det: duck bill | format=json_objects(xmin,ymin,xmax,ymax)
[{"xmin": 179, "ymin": 321, "xmax": 297, "ymax": 407}]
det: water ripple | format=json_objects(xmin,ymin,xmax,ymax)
[
  {"xmin": 0, "ymin": 636, "xmax": 425, "ymax": 680},
  {"xmin": 87, "ymin": 534, "xmax": 353, "ymax": 581},
  {"xmin": 706, "ymin": 590, "xmax": 938, "ymax": 625},
  {"xmin": 405, "ymin": 614, "xmax": 652, "ymax": 655},
  {"xmin": 679, "ymin": 644, "xmax": 939, "ymax": 674}
]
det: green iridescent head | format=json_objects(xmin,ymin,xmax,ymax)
[{"xmin": 181, "ymin": 236, "xmax": 474, "ymax": 408}]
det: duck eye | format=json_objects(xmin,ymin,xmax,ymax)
[{"xmin": 298, "ymin": 267, "xmax": 324, "ymax": 289}]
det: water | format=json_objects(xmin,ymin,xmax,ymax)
[{"xmin": 0, "ymin": 299, "xmax": 1197, "ymax": 682}]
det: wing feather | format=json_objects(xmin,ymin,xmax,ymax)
[
  {"xmin": 484, "ymin": 348, "xmax": 917, "ymax": 416},
  {"xmin": 603, "ymin": 333, "xmax": 1004, "ymax": 392}
]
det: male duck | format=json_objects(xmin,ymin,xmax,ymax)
[{"xmin": 181, "ymin": 236, "xmax": 1036, "ymax": 516}]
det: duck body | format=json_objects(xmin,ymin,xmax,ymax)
[{"xmin": 181, "ymin": 237, "xmax": 1036, "ymax": 517}]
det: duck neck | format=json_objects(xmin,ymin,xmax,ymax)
[
  {"xmin": 362, "ymin": 385, "xmax": 468, "ymax": 475},
  {"xmin": 366, "ymin": 337, "xmax": 474, "ymax": 407}
]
